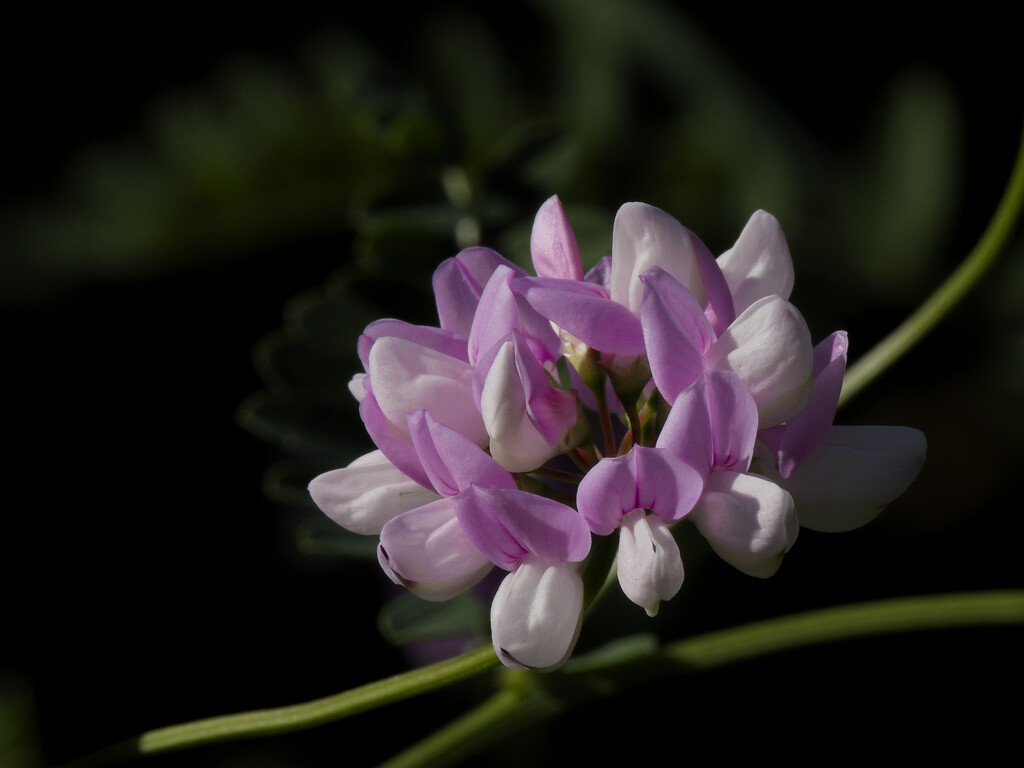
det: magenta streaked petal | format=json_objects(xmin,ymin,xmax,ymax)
[
  {"xmin": 690, "ymin": 471, "xmax": 798, "ymax": 578},
  {"xmin": 716, "ymin": 210, "xmax": 795, "ymax": 315},
  {"xmin": 530, "ymin": 195, "xmax": 584, "ymax": 281},
  {"xmin": 433, "ymin": 246, "xmax": 524, "ymax": 337},
  {"xmin": 693, "ymin": 232, "xmax": 736, "ymax": 335},
  {"xmin": 378, "ymin": 498, "xmax": 493, "ymax": 600},
  {"xmin": 490, "ymin": 558, "xmax": 583, "ymax": 671},
  {"xmin": 780, "ymin": 425, "xmax": 926, "ymax": 532},
  {"xmin": 407, "ymin": 410, "xmax": 516, "ymax": 497},
  {"xmin": 358, "ymin": 318, "xmax": 469, "ymax": 370},
  {"xmin": 308, "ymin": 450, "xmax": 440, "ymax": 535},
  {"xmin": 760, "ymin": 331, "xmax": 849, "ymax": 478},
  {"xmin": 514, "ymin": 277, "xmax": 646, "ymax": 355},
  {"xmin": 617, "ymin": 509, "xmax": 684, "ymax": 616},
  {"xmin": 453, "ymin": 486, "xmax": 591, "ymax": 570},
  {"xmin": 640, "ymin": 267, "xmax": 715, "ymax": 404},
  {"xmin": 584, "ymin": 255, "xmax": 612, "ymax": 290}
]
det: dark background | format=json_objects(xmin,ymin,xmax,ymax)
[{"xmin": 3, "ymin": 3, "xmax": 1022, "ymax": 766}]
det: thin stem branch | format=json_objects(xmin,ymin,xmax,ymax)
[
  {"xmin": 136, "ymin": 646, "xmax": 498, "ymax": 756},
  {"xmin": 839, "ymin": 122, "xmax": 1024, "ymax": 407}
]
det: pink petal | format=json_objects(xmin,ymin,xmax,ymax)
[
  {"xmin": 433, "ymin": 246, "xmax": 525, "ymax": 338},
  {"xmin": 530, "ymin": 195, "xmax": 584, "ymax": 281},
  {"xmin": 639, "ymin": 267, "xmax": 716, "ymax": 404},
  {"xmin": 514, "ymin": 276, "xmax": 646, "ymax": 355},
  {"xmin": 453, "ymin": 486, "xmax": 591, "ymax": 570},
  {"xmin": 358, "ymin": 319, "xmax": 468, "ymax": 370},
  {"xmin": 407, "ymin": 410, "xmax": 517, "ymax": 497}
]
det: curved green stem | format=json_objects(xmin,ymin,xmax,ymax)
[
  {"xmin": 137, "ymin": 645, "xmax": 498, "ymax": 756},
  {"xmin": 839, "ymin": 122, "xmax": 1024, "ymax": 407}
]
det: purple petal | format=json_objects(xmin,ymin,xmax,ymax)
[
  {"xmin": 576, "ymin": 446, "xmax": 704, "ymax": 534},
  {"xmin": 433, "ymin": 247, "xmax": 525, "ymax": 338},
  {"xmin": 760, "ymin": 331, "xmax": 849, "ymax": 478},
  {"xmin": 490, "ymin": 558, "xmax": 583, "ymax": 671},
  {"xmin": 530, "ymin": 195, "xmax": 584, "ymax": 281},
  {"xmin": 407, "ymin": 410, "xmax": 517, "ymax": 497},
  {"xmin": 514, "ymin": 276, "xmax": 646, "ymax": 355},
  {"xmin": 640, "ymin": 267, "xmax": 716, "ymax": 404},
  {"xmin": 584, "ymin": 255, "xmax": 613, "ymax": 290},
  {"xmin": 469, "ymin": 267, "xmax": 560, "ymax": 368},
  {"xmin": 453, "ymin": 486, "xmax": 591, "ymax": 570},
  {"xmin": 359, "ymin": 393, "xmax": 431, "ymax": 489},
  {"xmin": 693, "ymin": 232, "xmax": 736, "ymax": 335}
]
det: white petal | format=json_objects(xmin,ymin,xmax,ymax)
[
  {"xmin": 705, "ymin": 295, "xmax": 813, "ymax": 427},
  {"xmin": 348, "ymin": 373, "xmax": 368, "ymax": 402},
  {"xmin": 716, "ymin": 210, "xmax": 794, "ymax": 315},
  {"xmin": 617, "ymin": 509, "xmax": 684, "ymax": 616},
  {"xmin": 378, "ymin": 498, "xmax": 493, "ymax": 601},
  {"xmin": 610, "ymin": 202, "xmax": 706, "ymax": 314},
  {"xmin": 490, "ymin": 559, "xmax": 583, "ymax": 671},
  {"xmin": 308, "ymin": 450, "xmax": 439, "ymax": 535},
  {"xmin": 781, "ymin": 425, "xmax": 927, "ymax": 532},
  {"xmin": 691, "ymin": 471, "xmax": 798, "ymax": 578}
]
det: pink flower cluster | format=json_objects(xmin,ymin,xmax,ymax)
[{"xmin": 309, "ymin": 196, "xmax": 926, "ymax": 670}]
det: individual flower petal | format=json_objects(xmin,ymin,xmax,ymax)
[
  {"xmin": 368, "ymin": 335, "xmax": 488, "ymax": 447},
  {"xmin": 407, "ymin": 410, "xmax": 517, "ymax": 497},
  {"xmin": 358, "ymin": 318, "xmax": 468, "ymax": 370},
  {"xmin": 514, "ymin": 276, "xmax": 646, "ymax": 355},
  {"xmin": 640, "ymin": 267, "xmax": 716, "ymax": 404},
  {"xmin": 469, "ymin": 266, "xmax": 560, "ymax": 369},
  {"xmin": 610, "ymin": 202, "xmax": 709, "ymax": 314},
  {"xmin": 779, "ymin": 425, "xmax": 926, "ymax": 532},
  {"xmin": 716, "ymin": 210, "xmax": 795, "ymax": 315},
  {"xmin": 617, "ymin": 509, "xmax": 684, "ymax": 617},
  {"xmin": 530, "ymin": 195, "xmax": 584, "ymax": 281},
  {"xmin": 690, "ymin": 471, "xmax": 798, "ymax": 578},
  {"xmin": 759, "ymin": 331, "xmax": 849, "ymax": 478},
  {"xmin": 433, "ymin": 247, "xmax": 525, "ymax": 338},
  {"xmin": 705, "ymin": 295, "xmax": 814, "ymax": 427},
  {"xmin": 308, "ymin": 450, "xmax": 440, "ymax": 535},
  {"xmin": 576, "ymin": 446, "xmax": 705, "ymax": 534},
  {"xmin": 359, "ymin": 393, "xmax": 431, "ymax": 489},
  {"xmin": 658, "ymin": 370, "xmax": 758, "ymax": 475},
  {"xmin": 453, "ymin": 486, "xmax": 591, "ymax": 571},
  {"xmin": 475, "ymin": 334, "xmax": 580, "ymax": 472},
  {"xmin": 490, "ymin": 557, "xmax": 584, "ymax": 671},
  {"xmin": 378, "ymin": 498, "xmax": 493, "ymax": 601}
]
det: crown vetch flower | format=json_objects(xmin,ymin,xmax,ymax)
[{"xmin": 308, "ymin": 196, "xmax": 926, "ymax": 671}]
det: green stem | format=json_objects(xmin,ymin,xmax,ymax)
[
  {"xmin": 839, "ymin": 122, "xmax": 1024, "ymax": 407},
  {"xmin": 662, "ymin": 589, "xmax": 1024, "ymax": 669},
  {"xmin": 137, "ymin": 645, "xmax": 498, "ymax": 756}
]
